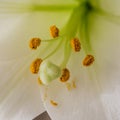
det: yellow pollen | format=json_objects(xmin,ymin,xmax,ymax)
[
  {"xmin": 38, "ymin": 77, "xmax": 43, "ymax": 85},
  {"xmin": 60, "ymin": 68, "xmax": 70, "ymax": 82},
  {"xmin": 66, "ymin": 82, "xmax": 72, "ymax": 91},
  {"xmin": 29, "ymin": 38, "xmax": 41, "ymax": 49},
  {"xmin": 70, "ymin": 38, "xmax": 81, "ymax": 52},
  {"xmin": 50, "ymin": 100, "xmax": 58, "ymax": 106},
  {"xmin": 83, "ymin": 55, "xmax": 94, "ymax": 66},
  {"xmin": 72, "ymin": 80, "xmax": 76, "ymax": 88},
  {"xmin": 30, "ymin": 58, "xmax": 42, "ymax": 74},
  {"xmin": 50, "ymin": 25, "xmax": 59, "ymax": 38},
  {"xmin": 43, "ymin": 88, "xmax": 48, "ymax": 101},
  {"xmin": 65, "ymin": 80, "xmax": 76, "ymax": 91}
]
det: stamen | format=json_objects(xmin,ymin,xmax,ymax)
[
  {"xmin": 30, "ymin": 58, "xmax": 43, "ymax": 74},
  {"xmin": 29, "ymin": 6, "xmax": 96, "ymax": 86},
  {"xmin": 29, "ymin": 38, "xmax": 41, "ymax": 49},
  {"xmin": 83, "ymin": 55, "xmax": 94, "ymax": 66},
  {"xmin": 60, "ymin": 68, "xmax": 70, "ymax": 82},
  {"xmin": 50, "ymin": 100, "xmax": 58, "ymax": 106},
  {"xmin": 70, "ymin": 38, "xmax": 81, "ymax": 52},
  {"xmin": 50, "ymin": 25, "xmax": 59, "ymax": 38}
]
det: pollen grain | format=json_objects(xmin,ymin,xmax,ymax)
[
  {"xmin": 72, "ymin": 80, "xmax": 76, "ymax": 88},
  {"xmin": 50, "ymin": 100, "xmax": 58, "ymax": 106},
  {"xmin": 38, "ymin": 77, "xmax": 43, "ymax": 85}
]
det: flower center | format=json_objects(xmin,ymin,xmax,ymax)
[
  {"xmin": 29, "ymin": 2, "xmax": 95, "ymax": 85},
  {"xmin": 85, "ymin": 1, "xmax": 93, "ymax": 12}
]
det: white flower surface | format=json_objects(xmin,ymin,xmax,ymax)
[{"xmin": 0, "ymin": 0, "xmax": 120, "ymax": 120}]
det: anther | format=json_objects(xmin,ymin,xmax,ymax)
[
  {"xmin": 30, "ymin": 58, "xmax": 43, "ymax": 74},
  {"xmin": 60, "ymin": 68, "xmax": 70, "ymax": 82},
  {"xmin": 83, "ymin": 55, "xmax": 94, "ymax": 66},
  {"xmin": 50, "ymin": 25, "xmax": 59, "ymax": 38},
  {"xmin": 70, "ymin": 38, "xmax": 81, "ymax": 52},
  {"xmin": 29, "ymin": 38, "xmax": 41, "ymax": 49}
]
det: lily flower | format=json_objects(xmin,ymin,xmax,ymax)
[{"xmin": 0, "ymin": 0, "xmax": 120, "ymax": 120}]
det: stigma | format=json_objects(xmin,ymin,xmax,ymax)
[{"xmin": 39, "ymin": 61, "xmax": 61, "ymax": 85}]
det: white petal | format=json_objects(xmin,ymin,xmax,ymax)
[
  {"xmin": 89, "ymin": 12, "xmax": 120, "ymax": 120},
  {"xmin": 0, "ymin": 55, "xmax": 45, "ymax": 120}
]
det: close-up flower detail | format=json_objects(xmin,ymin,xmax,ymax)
[
  {"xmin": 70, "ymin": 38, "xmax": 81, "ymax": 52},
  {"xmin": 60, "ymin": 68, "xmax": 70, "ymax": 82},
  {"xmin": 50, "ymin": 25, "xmax": 59, "ymax": 38},
  {"xmin": 28, "ymin": 2, "xmax": 96, "ymax": 85},
  {"xmin": 0, "ymin": 0, "xmax": 120, "ymax": 120},
  {"xmin": 83, "ymin": 54, "xmax": 94, "ymax": 66},
  {"xmin": 29, "ymin": 37, "xmax": 41, "ymax": 50},
  {"xmin": 30, "ymin": 58, "xmax": 42, "ymax": 74}
]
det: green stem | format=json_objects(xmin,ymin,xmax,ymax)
[
  {"xmin": 42, "ymin": 36, "xmax": 62, "ymax": 42},
  {"xmin": 60, "ymin": 39, "xmax": 71, "ymax": 68},
  {"xmin": 60, "ymin": 6, "xmax": 82, "ymax": 68},
  {"xmin": 79, "ymin": 9, "xmax": 93, "ymax": 54},
  {"xmin": 61, "ymin": 5, "xmax": 82, "ymax": 37},
  {"xmin": 60, "ymin": 5, "xmax": 85, "ymax": 68},
  {"xmin": 43, "ymin": 39, "xmax": 62, "ymax": 60}
]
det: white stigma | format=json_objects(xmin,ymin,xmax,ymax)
[{"xmin": 39, "ymin": 61, "xmax": 61, "ymax": 85}]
